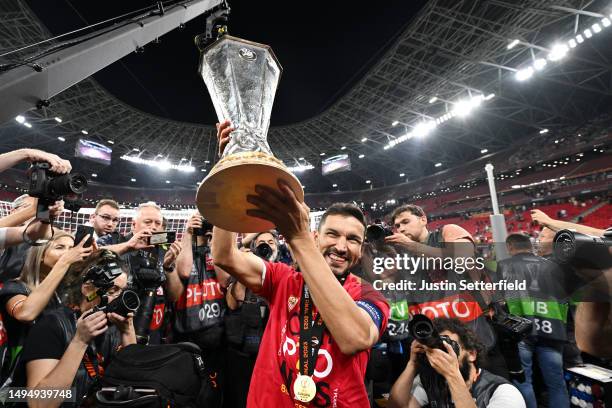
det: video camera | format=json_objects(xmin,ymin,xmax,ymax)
[
  {"xmin": 553, "ymin": 229, "xmax": 612, "ymax": 269},
  {"xmin": 408, "ymin": 314, "xmax": 461, "ymax": 356},
  {"xmin": 28, "ymin": 162, "xmax": 88, "ymax": 220}
]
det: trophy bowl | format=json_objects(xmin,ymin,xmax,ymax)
[{"xmin": 196, "ymin": 35, "xmax": 304, "ymax": 233}]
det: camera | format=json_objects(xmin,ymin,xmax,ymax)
[
  {"xmin": 193, "ymin": 217, "xmax": 213, "ymax": 237},
  {"xmin": 408, "ymin": 314, "xmax": 461, "ymax": 356},
  {"xmin": 83, "ymin": 250, "xmax": 125, "ymax": 292},
  {"xmin": 254, "ymin": 243, "xmax": 273, "ymax": 260},
  {"xmin": 553, "ymin": 229, "xmax": 612, "ymax": 269},
  {"xmin": 28, "ymin": 162, "xmax": 88, "ymax": 219},
  {"xmin": 130, "ymin": 250, "xmax": 165, "ymax": 291},
  {"xmin": 89, "ymin": 290, "xmax": 140, "ymax": 318},
  {"xmin": 366, "ymin": 224, "xmax": 393, "ymax": 246}
]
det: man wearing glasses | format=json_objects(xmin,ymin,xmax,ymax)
[{"xmin": 90, "ymin": 199, "xmax": 122, "ymax": 246}]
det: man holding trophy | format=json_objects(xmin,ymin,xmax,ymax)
[{"xmin": 197, "ymin": 34, "xmax": 389, "ymax": 407}]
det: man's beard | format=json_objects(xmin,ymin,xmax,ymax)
[
  {"xmin": 459, "ymin": 354, "xmax": 472, "ymax": 381},
  {"xmin": 323, "ymin": 247, "xmax": 352, "ymax": 275}
]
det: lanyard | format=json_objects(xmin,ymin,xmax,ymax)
[
  {"xmin": 83, "ymin": 348, "xmax": 104, "ymax": 379},
  {"xmin": 298, "ymin": 283, "xmax": 326, "ymax": 377}
]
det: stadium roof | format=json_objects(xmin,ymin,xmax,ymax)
[{"xmin": 1, "ymin": 0, "xmax": 611, "ymax": 193}]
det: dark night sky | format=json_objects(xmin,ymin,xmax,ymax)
[{"xmin": 27, "ymin": 0, "xmax": 426, "ymax": 126}]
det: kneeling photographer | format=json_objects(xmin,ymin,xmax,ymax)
[
  {"xmin": 20, "ymin": 250, "xmax": 138, "ymax": 408},
  {"xmin": 389, "ymin": 316, "xmax": 525, "ymax": 408}
]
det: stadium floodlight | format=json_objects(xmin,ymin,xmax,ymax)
[
  {"xmin": 539, "ymin": 129, "xmax": 549, "ymax": 134},
  {"xmin": 24, "ymin": 122, "xmax": 32, "ymax": 128},
  {"xmin": 435, "ymin": 162, "xmax": 442, "ymax": 167},
  {"xmin": 584, "ymin": 28, "xmax": 593, "ymax": 38},
  {"xmin": 507, "ymin": 39, "xmax": 520, "ymax": 49},
  {"xmin": 392, "ymin": 120, "xmax": 399, "ymax": 126},
  {"xmin": 602, "ymin": 18, "xmax": 611, "ymax": 28},
  {"xmin": 358, "ymin": 154, "xmax": 365, "ymax": 158},
  {"xmin": 340, "ymin": 146, "xmax": 346, "ymax": 150},
  {"xmin": 515, "ymin": 66, "xmax": 534, "ymax": 81},
  {"xmin": 365, "ymin": 180, "xmax": 371, "ymax": 184},
  {"xmin": 452, "ymin": 96, "xmax": 482, "ymax": 117},
  {"xmin": 57, "ymin": 136, "xmax": 65, "ymax": 141},
  {"xmin": 319, "ymin": 152, "xmax": 325, "ymax": 156},
  {"xmin": 107, "ymin": 140, "xmax": 114, "ymax": 144},
  {"xmin": 568, "ymin": 39, "xmax": 577, "ymax": 48},
  {"xmin": 121, "ymin": 155, "xmax": 195, "ymax": 172},
  {"xmin": 131, "ymin": 178, "xmax": 136, "ymax": 182},
  {"xmin": 548, "ymin": 43, "xmax": 569, "ymax": 61},
  {"xmin": 15, "ymin": 115, "xmax": 25, "ymax": 123},
  {"xmin": 413, "ymin": 121, "xmax": 436, "ymax": 137},
  {"xmin": 165, "ymin": 180, "xmax": 171, "ymax": 184},
  {"xmin": 91, "ymin": 173, "xmax": 98, "ymax": 178},
  {"xmin": 201, "ymin": 168, "xmax": 206, "ymax": 172},
  {"xmin": 429, "ymin": 96, "xmax": 438, "ymax": 103},
  {"xmin": 287, "ymin": 164, "xmax": 314, "ymax": 173},
  {"xmin": 481, "ymin": 149, "xmax": 488, "ymax": 154},
  {"xmin": 533, "ymin": 58, "xmax": 547, "ymax": 70},
  {"xmin": 54, "ymin": 117, "xmax": 62, "ymax": 123},
  {"xmin": 361, "ymin": 137, "xmax": 368, "ymax": 142},
  {"xmin": 399, "ymin": 173, "xmax": 405, "ymax": 177},
  {"xmin": 592, "ymin": 23, "xmax": 602, "ymax": 33},
  {"xmin": 332, "ymin": 183, "xmax": 338, "ymax": 187},
  {"xmin": 484, "ymin": 93, "xmax": 495, "ymax": 100},
  {"xmin": 81, "ymin": 129, "xmax": 88, "ymax": 135},
  {"xmin": 575, "ymin": 34, "xmax": 584, "ymax": 43}
]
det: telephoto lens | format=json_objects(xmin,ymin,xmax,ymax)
[
  {"xmin": 553, "ymin": 229, "xmax": 612, "ymax": 269},
  {"xmin": 104, "ymin": 290, "xmax": 141, "ymax": 317},
  {"xmin": 254, "ymin": 242, "xmax": 273, "ymax": 260},
  {"xmin": 48, "ymin": 173, "xmax": 88, "ymax": 196}
]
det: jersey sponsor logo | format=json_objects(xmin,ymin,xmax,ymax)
[
  {"xmin": 149, "ymin": 303, "xmax": 165, "ymax": 331},
  {"xmin": 175, "ymin": 278, "xmax": 224, "ymax": 310},
  {"xmin": 409, "ymin": 293, "xmax": 483, "ymax": 322}
]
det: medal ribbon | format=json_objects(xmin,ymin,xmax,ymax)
[{"xmin": 298, "ymin": 283, "xmax": 325, "ymax": 378}]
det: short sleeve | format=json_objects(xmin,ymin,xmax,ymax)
[
  {"xmin": 21, "ymin": 314, "xmax": 67, "ymax": 363},
  {"xmin": 442, "ymin": 224, "xmax": 475, "ymax": 244},
  {"xmin": 487, "ymin": 384, "xmax": 526, "ymax": 408},
  {"xmin": 254, "ymin": 260, "xmax": 295, "ymax": 302},
  {"xmin": 355, "ymin": 280, "xmax": 390, "ymax": 338},
  {"xmin": 411, "ymin": 375, "xmax": 429, "ymax": 406},
  {"xmin": 0, "ymin": 228, "xmax": 6, "ymax": 250}
]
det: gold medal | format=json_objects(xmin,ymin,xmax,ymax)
[{"xmin": 293, "ymin": 374, "xmax": 317, "ymax": 403}]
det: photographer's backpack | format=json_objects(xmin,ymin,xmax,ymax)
[{"xmin": 95, "ymin": 342, "xmax": 206, "ymax": 407}]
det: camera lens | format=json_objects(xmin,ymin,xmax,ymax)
[
  {"xmin": 48, "ymin": 173, "xmax": 88, "ymax": 196},
  {"xmin": 255, "ymin": 243, "xmax": 273, "ymax": 260},
  {"xmin": 366, "ymin": 225, "xmax": 385, "ymax": 242}
]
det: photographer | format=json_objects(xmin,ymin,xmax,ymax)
[
  {"xmin": 388, "ymin": 318, "xmax": 525, "ymax": 408},
  {"xmin": 224, "ymin": 231, "xmax": 278, "ymax": 408},
  {"xmin": 87, "ymin": 199, "xmax": 122, "ymax": 246},
  {"xmin": 497, "ymin": 233, "xmax": 570, "ymax": 408},
  {"xmin": 214, "ymin": 120, "xmax": 389, "ymax": 406},
  {"xmin": 173, "ymin": 212, "xmax": 228, "ymax": 407},
  {"xmin": 0, "ymin": 232, "xmax": 92, "ymax": 392},
  {"xmin": 386, "ymin": 205, "xmax": 504, "ymax": 376},
  {"xmin": 20, "ymin": 250, "xmax": 136, "ymax": 408},
  {"xmin": 103, "ymin": 202, "xmax": 182, "ymax": 344}
]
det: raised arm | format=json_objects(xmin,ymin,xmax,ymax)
[
  {"xmin": 0, "ymin": 148, "xmax": 71, "ymax": 174},
  {"xmin": 531, "ymin": 209, "xmax": 605, "ymax": 236}
]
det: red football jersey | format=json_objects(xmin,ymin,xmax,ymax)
[{"xmin": 247, "ymin": 261, "xmax": 389, "ymax": 408}]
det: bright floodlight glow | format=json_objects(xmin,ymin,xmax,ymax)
[
  {"xmin": 539, "ymin": 128, "xmax": 549, "ymax": 134},
  {"xmin": 107, "ymin": 140, "xmax": 114, "ymax": 144},
  {"xmin": 121, "ymin": 155, "xmax": 195, "ymax": 172},
  {"xmin": 548, "ymin": 44, "xmax": 568, "ymax": 61},
  {"xmin": 131, "ymin": 178, "xmax": 136, "ymax": 182},
  {"xmin": 507, "ymin": 39, "xmax": 520, "ymax": 49},
  {"xmin": 515, "ymin": 66, "xmax": 534, "ymax": 81},
  {"xmin": 54, "ymin": 117, "xmax": 62, "ymax": 123},
  {"xmin": 429, "ymin": 96, "xmax": 438, "ymax": 103},
  {"xmin": 57, "ymin": 136, "xmax": 65, "ymax": 141},
  {"xmin": 481, "ymin": 149, "xmax": 488, "ymax": 154},
  {"xmin": 81, "ymin": 129, "xmax": 88, "ymax": 135},
  {"xmin": 365, "ymin": 180, "xmax": 371, "ymax": 184},
  {"xmin": 434, "ymin": 162, "xmax": 442, "ymax": 167},
  {"xmin": 413, "ymin": 121, "xmax": 436, "ymax": 137},
  {"xmin": 399, "ymin": 173, "xmax": 405, "ymax": 177},
  {"xmin": 576, "ymin": 34, "xmax": 584, "ymax": 43},
  {"xmin": 332, "ymin": 184, "xmax": 338, "ymax": 187},
  {"xmin": 361, "ymin": 137, "xmax": 368, "ymax": 142},
  {"xmin": 358, "ymin": 154, "xmax": 365, "ymax": 158},
  {"xmin": 15, "ymin": 115, "xmax": 25, "ymax": 123},
  {"xmin": 533, "ymin": 58, "xmax": 547, "ymax": 70},
  {"xmin": 287, "ymin": 164, "xmax": 314, "ymax": 173},
  {"xmin": 91, "ymin": 173, "xmax": 97, "ymax": 177},
  {"xmin": 484, "ymin": 93, "xmax": 495, "ymax": 100},
  {"xmin": 392, "ymin": 120, "xmax": 399, "ymax": 126},
  {"xmin": 319, "ymin": 152, "xmax": 325, "ymax": 156},
  {"xmin": 24, "ymin": 122, "xmax": 32, "ymax": 128},
  {"xmin": 592, "ymin": 23, "xmax": 602, "ymax": 33},
  {"xmin": 602, "ymin": 18, "xmax": 611, "ymax": 27},
  {"xmin": 165, "ymin": 180, "xmax": 171, "ymax": 184},
  {"xmin": 340, "ymin": 146, "xmax": 346, "ymax": 150},
  {"xmin": 568, "ymin": 39, "xmax": 577, "ymax": 48},
  {"xmin": 452, "ymin": 95, "xmax": 482, "ymax": 117},
  {"xmin": 584, "ymin": 28, "xmax": 593, "ymax": 38}
]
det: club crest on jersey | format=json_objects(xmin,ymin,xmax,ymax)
[{"xmin": 288, "ymin": 296, "xmax": 298, "ymax": 312}]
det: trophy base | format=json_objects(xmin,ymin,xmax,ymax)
[{"xmin": 196, "ymin": 152, "xmax": 304, "ymax": 233}]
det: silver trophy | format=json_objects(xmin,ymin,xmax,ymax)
[{"xmin": 196, "ymin": 35, "xmax": 304, "ymax": 233}]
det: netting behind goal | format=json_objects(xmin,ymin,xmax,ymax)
[{"xmin": 0, "ymin": 201, "xmax": 193, "ymax": 238}]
